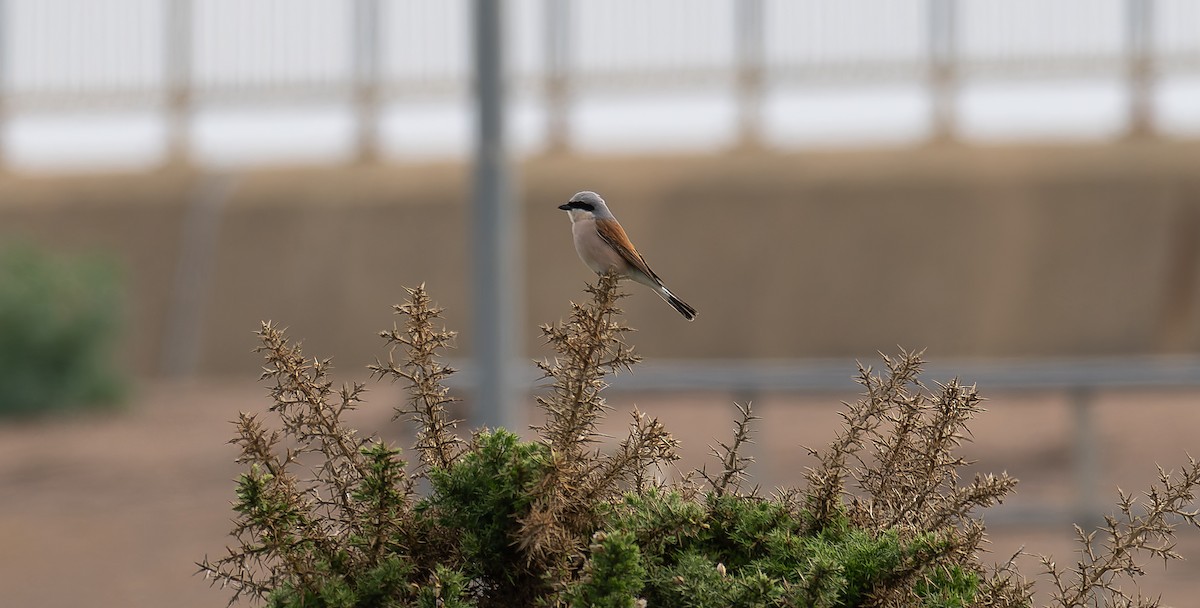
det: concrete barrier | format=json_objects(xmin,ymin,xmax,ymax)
[{"xmin": 2, "ymin": 141, "xmax": 1198, "ymax": 376}]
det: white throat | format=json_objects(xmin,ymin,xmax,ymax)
[{"xmin": 566, "ymin": 209, "xmax": 593, "ymax": 224}]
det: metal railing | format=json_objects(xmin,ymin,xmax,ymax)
[
  {"xmin": 446, "ymin": 354, "xmax": 1200, "ymax": 526},
  {"xmin": 1, "ymin": 0, "xmax": 1198, "ymax": 166}
]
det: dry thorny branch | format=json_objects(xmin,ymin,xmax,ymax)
[
  {"xmin": 804, "ymin": 350, "xmax": 1017, "ymax": 536},
  {"xmin": 797, "ymin": 349, "xmax": 1025, "ymax": 604},
  {"xmin": 369, "ymin": 283, "xmax": 464, "ymax": 472},
  {"xmin": 200, "ymin": 288, "xmax": 465, "ymax": 604},
  {"xmin": 199, "ymin": 282, "xmax": 1200, "ymax": 608},
  {"xmin": 799, "ymin": 349, "xmax": 1200, "ymax": 607},
  {"xmin": 198, "ymin": 321, "xmax": 381, "ymax": 604},
  {"xmin": 698, "ymin": 401, "xmax": 760, "ymax": 497},
  {"xmin": 1042, "ymin": 456, "xmax": 1200, "ymax": 608},
  {"xmin": 519, "ymin": 271, "xmax": 680, "ymax": 573}
]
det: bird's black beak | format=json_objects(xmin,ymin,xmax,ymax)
[{"xmin": 557, "ymin": 203, "xmax": 572, "ymax": 211}]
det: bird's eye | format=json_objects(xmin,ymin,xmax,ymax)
[{"xmin": 578, "ymin": 202, "xmax": 595, "ymax": 212}]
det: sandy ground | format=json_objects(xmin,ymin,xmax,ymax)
[{"xmin": 1, "ymin": 379, "xmax": 1198, "ymax": 607}]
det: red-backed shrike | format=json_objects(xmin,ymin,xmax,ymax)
[{"xmin": 558, "ymin": 191, "xmax": 697, "ymax": 321}]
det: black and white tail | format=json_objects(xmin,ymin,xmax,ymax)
[{"xmin": 658, "ymin": 286, "xmax": 697, "ymax": 321}]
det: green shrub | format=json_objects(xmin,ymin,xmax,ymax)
[
  {"xmin": 425, "ymin": 429, "xmax": 551, "ymax": 599},
  {"xmin": 564, "ymin": 531, "xmax": 645, "ymax": 608},
  {"xmin": 0, "ymin": 243, "xmax": 124, "ymax": 417},
  {"xmin": 605, "ymin": 490, "xmax": 958, "ymax": 607},
  {"xmin": 201, "ymin": 275, "xmax": 1200, "ymax": 608}
]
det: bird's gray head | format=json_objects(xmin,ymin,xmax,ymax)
[{"xmin": 557, "ymin": 191, "xmax": 614, "ymax": 220}]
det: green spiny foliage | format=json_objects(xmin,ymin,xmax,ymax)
[
  {"xmin": 603, "ymin": 488, "xmax": 962, "ymax": 608},
  {"xmin": 425, "ymin": 429, "xmax": 551, "ymax": 600},
  {"xmin": 564, "ymin": 531, "xmax": 646, "ymax": 608},
  {"xmin": 201, "ymin": 276, "xmax": 1200, "ymax": 608},
  {"xmin": 415, "ymin": 566, "xmax": 471, "ymax": 608},
  {"xmin": 914, "ymin": 566, "xmax": 980, "ymax": 608}
]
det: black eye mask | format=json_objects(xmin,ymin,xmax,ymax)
[{"xmin": 558, "ymin": 201, "xmax": 595, "ymax": 212}]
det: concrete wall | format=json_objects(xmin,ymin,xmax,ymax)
[{"xmin": 3, "ymin": 141, "xmax": 1199, "ymax": 377}]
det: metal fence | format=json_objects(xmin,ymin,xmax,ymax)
[
  {"xmin": 1, "ymin": 0, "xmax": 1198, "ymax": 166},
  {"xmin": 13, "ymin": 0, "xmax": 1197, "ymax": 527}
]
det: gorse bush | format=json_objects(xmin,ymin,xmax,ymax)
[
  {"xmin": 201, "ymin": 273, "xmax": 1200, "ymax": 607},
  {"xmin": 0, "ymin": 243, "xmax": 124, "ymax": 417}
]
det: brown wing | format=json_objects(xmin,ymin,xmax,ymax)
[{"xmin": 595, "ymin": 218, "xmax": 663, "ymax": 285}]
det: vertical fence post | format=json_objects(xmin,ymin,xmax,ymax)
[
  {"xmin": 161, "ymin": 174, "xmax": 237, "ymax": 377},
  {"xmin": 165, "ymin": 0, "xmax": 192, "ymax": 167},
  {"xmin": 543, "ymin": 0, "xmax": 570, "ymax": 154},
  {"xmin": 1070, "ymin": 387, "xmax": 1101, "ymax": 530},
  {"xmin": 734, "ymin": 0, "xmax": 765, "ymax": 150},
  {"xmin": 1126, "ymin": 0, "xmax": 1154, "ymax": 139},
  {"xmin": 928, "ymin": 0, "xmax": 957, "ymax": 143},
  {"xmin": 472, "ymin": 0, "xmax": 523, "ymax": 432},
  {"xmin": 0, "ymin": 0, "xmax": 8, "ymax": 171},
  {"xmin": 354, "ymin": 0, "xmax": 382, "ymax": 163}
]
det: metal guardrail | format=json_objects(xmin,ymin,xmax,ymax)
[
  {"xmin": 606, "ymin": 357, "xmax": 1200, "ymax": 528},
  {"xmin": 446, "ymin": 355, "xmax": 1200, "ymax": 527},
  {"xmin": 446, "ymin": 355, "xmax": 1200, "ymax": 394}
]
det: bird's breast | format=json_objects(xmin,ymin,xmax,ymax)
[{"xmin": 572, "ymin": 219, "xmax": 629, "ymax": 275}]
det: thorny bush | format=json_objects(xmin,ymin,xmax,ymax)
[{"xmin": 200, "ymin": 273, "xmax": 1200, "ymax": 607}]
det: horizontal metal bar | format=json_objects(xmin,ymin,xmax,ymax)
[
  {"xmin": 6, "ymin": 54, "xmax": 1200, "ymax": 114},
  {"xmin": 443, "ymin": 356, "xmax": 1200, "ymax": 395}
]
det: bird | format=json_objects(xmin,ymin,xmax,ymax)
[{"xmin": 558, "ymin": 190, "xmax": 697, "ymax": 321}]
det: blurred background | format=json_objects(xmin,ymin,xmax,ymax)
[{"xmin": 1, "ymin": 0, "xmax": 1200, "ymax": 606}]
